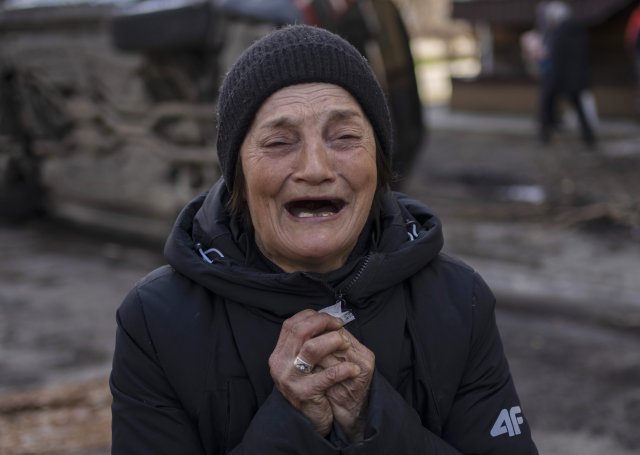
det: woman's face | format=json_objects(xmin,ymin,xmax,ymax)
[{"xmin": 239, "ymin": 83, "xmax": 377, "ymax": 273}]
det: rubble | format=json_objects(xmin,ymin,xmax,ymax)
[{"xmin": 0, "ymin": 377, "xmax": 111, "ymax": 455}]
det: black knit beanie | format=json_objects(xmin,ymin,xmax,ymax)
[{"xmin": 216, "ymin": 24, "xmax": 393, "ymax": 191}]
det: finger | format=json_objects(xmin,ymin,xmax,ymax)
[
  {"xmin": 305, "ymin": 361, "xmax": 361, "ymax": 393},
  {"xmin": 280, "ymin": 312, "xmax": 344, "ymax": 357},
  {"xmin": 334, "ymin": 329, "xmax": 375, "ymax": 372},
  {"xmin": 279, "ymin": 360, "xmax": 359, "ymax": 405},
  {"xmin": 339, "ymin": 329, "xmax": 370, "ymax": 357},
  {"xmin": 315, "ymin": 352, "xmax": 345, "ymax": 371},
  {"xmin": 297, "ymin": 330, "xmax": 351, "ymax": 367},
  {"xmin": 270, "ymin": 311, "xmax": 345, "ymax": 380},
  {"xmin": 274, "ymin": 309, "xmax": 317, "ymax": 347}
]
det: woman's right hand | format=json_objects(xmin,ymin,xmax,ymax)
[{"xmin": 269, "ymin": 309, "xmax": 361, "ymax": 436}]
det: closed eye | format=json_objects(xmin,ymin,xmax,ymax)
[
  {"xmin": 265, "ymin": 140, "xmax": 291, "ymax": 147},
  {"xmin": 260, "ymin": 133, "xmax": 299, "ymax": 150},
  {"xmin": 330, "ymin": 133, "xmax": 363, "ymax": 150}
]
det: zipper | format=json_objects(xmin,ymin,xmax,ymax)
[
  {"xmin": 304, "ymin": 272, "xmax": 343, "ymax": 305},
  {"xmin": 340, "ymin": 254, "xmax": 371, "ymax": 299},
  {"xmin": 301, "ymin": 254, "xmax": 371, "ymax": 306}
]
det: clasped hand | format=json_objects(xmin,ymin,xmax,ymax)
[{"xmin": 269, "ymin": 309, "xmax": 375, "ymax": 441}]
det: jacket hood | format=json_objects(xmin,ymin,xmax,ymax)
[{"xmin": 164, "ymin": 179, "xmax": 444, "ymax": 318}]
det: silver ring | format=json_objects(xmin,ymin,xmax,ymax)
[{"xmin": 293, "ymin": 356, "xmax": 313, "ymax": 374}]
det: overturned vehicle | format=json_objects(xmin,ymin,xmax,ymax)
[{"xmin": 0, "ymin": 0, "xmax": 424, "ymax": 240}]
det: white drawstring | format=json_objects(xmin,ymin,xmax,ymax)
[{"xmin": 196, "ymin": 244, "xmax": 225, "ymax": 264}]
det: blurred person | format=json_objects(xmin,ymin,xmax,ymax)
[
  {"xmin": 534, "ymin": 0, "xmax": 551, "ymax": 77},
  {"xmin": 522, "ymin": 2, "xmax": 563, "ymax": 129},
  {"xmin": 538, "ymin": 1, "xmax": 597, "ymax": 148},
  {"xmin": 110, "ymin": 25, "xmax": 537, "ymax": 454}
]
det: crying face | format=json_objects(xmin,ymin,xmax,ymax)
[{"xmin": 238, "ymin": 83, "xmax": 377, "ymax": 273}]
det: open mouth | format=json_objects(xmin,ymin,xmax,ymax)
[{"xmin": 285, "ymin": 199, "xmax": 346, "ymax": 219}]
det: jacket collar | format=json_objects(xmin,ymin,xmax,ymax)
[{"xmin": 164, "ymin": 179, "xmax": 444, "ymax": 316}]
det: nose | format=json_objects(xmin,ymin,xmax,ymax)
[{"xmin": 293, "ymin": 138, "xmax": 336, "ymax": 184}]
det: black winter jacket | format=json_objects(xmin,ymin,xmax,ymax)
[
  {"xmin": 545, "ymin": 19, "xmax": 590, "ymax": 92},
  {"xmin": 110, "ymin": 180, "xmax": 538, "ymax": 454}
]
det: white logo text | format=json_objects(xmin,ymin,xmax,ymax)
[{"xmin": 490, "ymin": 406, "xmax": 523, "ymax": 437}]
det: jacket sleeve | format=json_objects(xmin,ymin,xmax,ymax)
[
  {"xmin": 440, "ymin": 274, "xmax": 538, "ymax": 454},
  {"xmin": 232, "ymin": 376, "xmax": 461, "ymax": 455},
  {"xmin": 230, "ymin": 389, "xmax": 346, "ymax": 454},
  {"xmin": 110, "ymin": 288, "xmax": 206, "ymax": 455},
  {"xmin": 338, "ymin": 370, "xmax": 464, "ymax": 454}
]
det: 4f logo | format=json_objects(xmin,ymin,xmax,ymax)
[{"xmin": 490, "ymin": 406, "xmax": 523, "ymax": 437}]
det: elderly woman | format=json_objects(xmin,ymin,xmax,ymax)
[{"xmin": 110, "ymin": 25, "xmax": 537, "ymax": 454}]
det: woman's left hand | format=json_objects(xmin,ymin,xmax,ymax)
[{"xmin": 317, "ymin": 328, "xmax": 375, "ymax": 442}]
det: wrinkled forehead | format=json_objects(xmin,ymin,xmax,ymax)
[{"xmin": 249, "ymin": 83, "xmax": 371, "ymax": 131}]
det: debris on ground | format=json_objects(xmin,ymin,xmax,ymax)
[{"xmin": 0, "ymin": 376, "xmax": 111, "ymax": 455}]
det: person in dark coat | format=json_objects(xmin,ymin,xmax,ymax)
[
  {"xmin": 539, "ymin": 1, "xmax": 597, "ymax": 147},
  {"xmin": 110, "ymin": 25, "xmax": 538, "ymax": 454}
]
